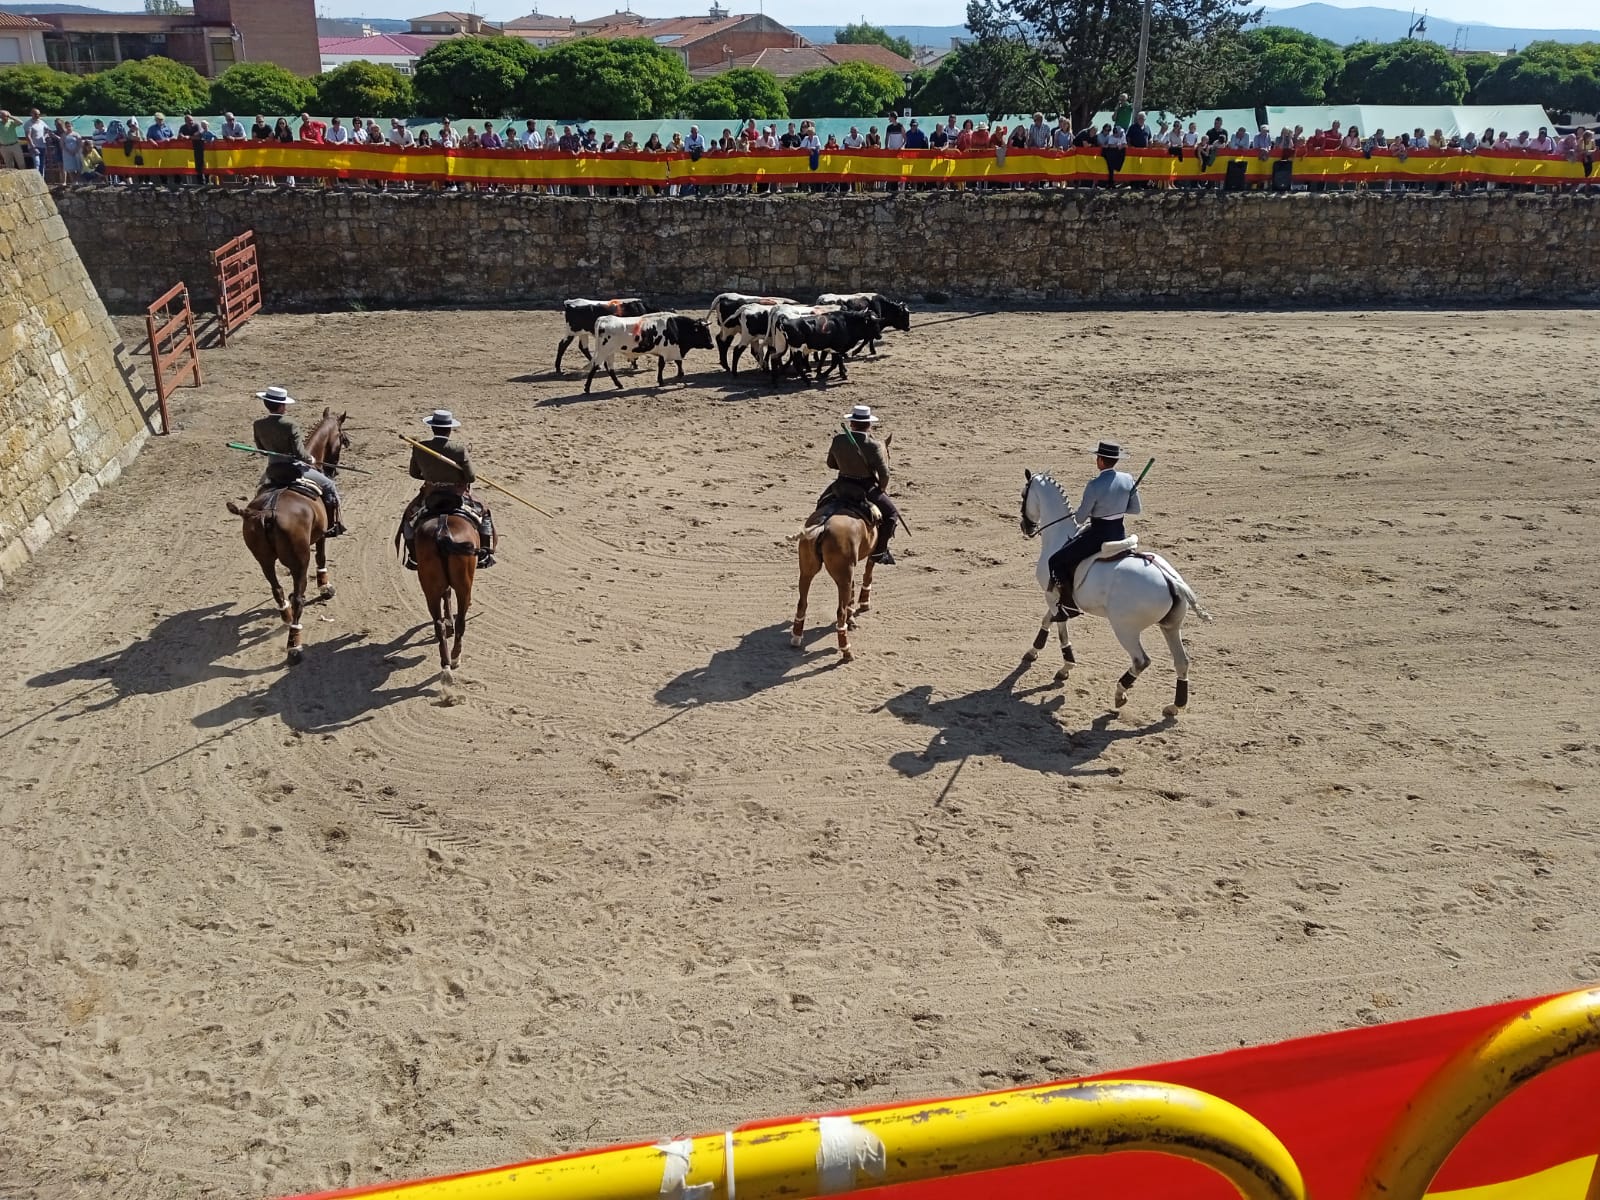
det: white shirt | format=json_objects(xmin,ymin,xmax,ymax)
[
  {"xmin": 762, "ymin": 133, "xmax": 778, "ymax": 149},
  {"xmin": 25, "ymin": 117, "xmax": 47, "ymax": 149},
  {"xmin": 843, "ymin": 133, "xmax": 863, "ymax": 149},
  {"xmin": 437, "ymin": 127, "xmax": 459, "ymax": 148},
  {"xmin": 350, "ymin": 127, "xmax": 368, "ymax": 144},
  {"xmin": 1076, "ymin": 469, "xmax": 1142, "ymax": 525},
  {"xmin": 885, "ymin": 130, "xmax": 905, "ymax": 150},
  {"xmin": 799, "ymin": 134, "xmax": 819, "ymax": 150},
  {"xmin": 327, "ymin": 125, "xmax": 349, "ymax": 144},
  {"xmin": 523, "ymin": 129, "xmax": 542, "ymax": 149}
]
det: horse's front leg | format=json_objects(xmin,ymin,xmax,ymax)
[
  {"xmin": 1053, "ymin": 618, "xmax": 1076, "ymax": 683},
  {"xmin": 1023, "ymin": 596, "xmax": 1057, "ymax": 667},
  {"xmin": 315, "ymin": 536, "xmax": 334, "ymax": 599}
]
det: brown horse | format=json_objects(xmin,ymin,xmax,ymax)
[
  {"xmin": 304, "ymin": 407, "xmax": 350, "ymax": 472},
  {"xmin": 790, "ymin": 433, "xmax": 891, "ymax": 663},
  {"xmin": 226, "ymin": 486, "xmax": 332, "ymax": 663},
  {"xmin": 401, "ymin": 509, "xmax": 477, "ymax": 682},
  {"xmin": 225, "ymin": 409, "xmax": 346, "ymax": 663}
]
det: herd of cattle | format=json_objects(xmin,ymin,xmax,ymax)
[{"xmin": 554, "ymin": 292, "xmax": 913, "ymax": 393}]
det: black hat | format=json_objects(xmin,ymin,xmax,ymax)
[{"xmin": 1094, "ymin": 440, "xmax": 1122, "ymax": 461}]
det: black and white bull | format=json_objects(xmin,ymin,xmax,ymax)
[
  {"xmin": 556, "ymin": 297, "xmax": 649, "ymax": 373},
  {"xmin": 729, "ymin": 302, "xmax": 835, "ymax": 375},
  {"xmin": 815, "ymin": 292, "xmax": 912, "ymax": 355},
  {"xmin": 706, "ymin": 292, "xmax": 794, "ymax": 370},
  {"xmin": 585, "ymin": 313, "xmax": 716, "ymax": 393},
  {"xmin": 769, "ymin": 310, "xmax": 885, "ymax": 383}
]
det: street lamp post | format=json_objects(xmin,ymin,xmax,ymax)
[{"xmin": 1130, "ymin": 0, "xmax": 1152, "ymax": 117}]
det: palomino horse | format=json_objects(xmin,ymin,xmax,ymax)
[
  {"xmin": 401, "ymin": 508, "xmax": 477, "ymax": 682},
  {"xmin": 1019, "ymin": 469, "xmax": 1212, "ymax": 715},
  {"xmin": 225, "ymin": 410, "xmax": 346, "ymax": 662},
  {"xmin": 791, "ymin": 433, "xmax": 891, "ymax": 662}
]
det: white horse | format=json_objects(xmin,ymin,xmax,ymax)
[{"xmin": 1019, "ymin": 468, "xmax": 1212, "ymax": 716}]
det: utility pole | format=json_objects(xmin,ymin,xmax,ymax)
[{"xmin": 1131, "ymin": 0, "xmax": 1153, "ymax": 117}]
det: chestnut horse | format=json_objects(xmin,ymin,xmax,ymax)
[
  {"xmin": 304, "ymin": 407, "xmax": 350, "ymax": 473},
  {"xmin": 401, "ymin": 509, "xmax": 477, "ymax": 682},
  {"xmin": 790, "ymin": 432, "xmax": 891, "ymax": 663},
  {"xmin": 225, "ymin": 410, "xmax": 345, "ymax": 662}
]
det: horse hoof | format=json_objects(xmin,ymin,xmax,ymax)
[
  {"xmin": 320, "ymin": 585, "xmax": 335, "ymax": 600},
  {"xmin": 840, "ymin": 649, "xmax": 854, "ymax": 663},
  {"xmin": 441, "ymin": 667, "xmax": 454, "ymax": 686},
  {"xmin": 1054, "ymin": 667, "xmax": 1071, "ymax": 683},
  {"xmin": 1114, "ymin": 691, "xmax": 1129, "ymax": 709},
  {"xmin": 1023, "ymin": 649, "xmax": 1038, "ymax": 664},
  {"xmin": 789, "ymin": 634, "xmax": 803, "ymax": 648},
  {"xmin": 450, "ymin": 657, "xmax": 461, "ymax": 669},
  {"xmin": 287, "ymin": 647, "xmax": 303, "ymax": 664},
  {"xmin": 279, "ymin": 607, "xmax": 293, "ymax": 624},
  {"xmin": 1162, "ymin": 704, "xmax": 1181, "ymax": 718},
  {"xmin": 856, "ymin": 602, "xmax": 871, "ymax": 614}
]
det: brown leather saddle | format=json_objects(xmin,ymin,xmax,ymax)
[{"xmin": 808, "ymin": 480, "xmax": 881, "ymax": 529}]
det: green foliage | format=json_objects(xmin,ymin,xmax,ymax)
[
  {"xmin": 833, "ymin": 22, "xmax": 916, "ymax": 61},
  {"xmin": 1473, "ymin": 41, "xmax": 1600, "ymax": 115},
  {"xmin": 521, "ymin": 38, "xmax": 692, "ymax": 120},
  {"xmin": 906, "ymin": 38, "xmax": 1055, "ymax": 119},
  {"xmin": 65, "ymin": 56, "xmax": 209, "ymax": 117},
  {"xmin": 1217, "ymin": 27, "xmax": 1343, "ymax": 105},
  {"xmin": 0, "ymin": 64, "xmax": 78, "ymax": 113},
  {"xmin": 967, "ymin": 0, "xmax": 1253, "ymax": 129},
  {"xmin": 413, "ymin": 36, "xmax": 540, "ymax": 118},
  {"xmin": 209, "ymin": 61, "xmax": 316, "ymax": 118},
  {"xmin": 1333, "ymin": 38, "xmax": 1468, "ymax": 104},
  {"xmin": 315, "ymin": 60, "xmax": 416, "ymax": 118},
  {"xmin": 719, "ymin": 67, "xmax": 788, "ymax": 119},
  {"xmin": 1458, "ymin": 51, "xmax": 1502, "ymax": 100},
  {"xmin": 684, "ymin": 77, "xmax": 741, "ymax": 120},
  {"xmin": 784, "ymin": 62, "xmax": 906, "ymax": 118}
]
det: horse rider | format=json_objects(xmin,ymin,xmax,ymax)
[
  {"xmin": 823, "ymin": 403, "xmax": 900, "ymax": 565},
  {"xmin": 400, "ymin": 409, "xmax": 496, "ymax": 570},
  {"xmin": 251, "ymin": 385, "xmax": 347, "ymax": 536},
  {"xmin": 1048, "ymin": 440, "xmax": 1141, "ymax": 617}
]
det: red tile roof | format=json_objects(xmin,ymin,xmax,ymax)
[
  {"xmin": 692, "ymin": 42, "xmax": 916, "ymax": 77},
  {"xmin": 0, "ymin": 10, "xmax": 52, "ymax": 29},
  {"xmin": 319, "ymin": 33, "xmax": 439, "ymax": 56}
]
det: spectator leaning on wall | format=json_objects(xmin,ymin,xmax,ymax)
[{"xmin": 0, "ymin": 111, "xmax": 25, "ymax": 171}]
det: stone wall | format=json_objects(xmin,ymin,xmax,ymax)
[
  {"xmin": 51, "ymin": 186, "xmax": 1600, "ymax": 314},
  {"xmin": 2, "ymin": 172, "xmax": 153, "ymax": 592}
]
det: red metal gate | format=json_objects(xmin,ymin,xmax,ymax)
[
  {"xmin": 211, "ymin": 230, "xmax": 262, "ymax": 345},
  {"xmin": 144, "ymin": 282, "xmax": 202, "ymax": 435}
]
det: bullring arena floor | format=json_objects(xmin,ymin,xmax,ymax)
[{"xmin": 2, "ymin": 307, "xmax": 1597, "ymax": 1199}]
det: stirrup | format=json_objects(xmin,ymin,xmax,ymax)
[
  {"xmin": 870, "ymin": 547, "xmax": 896, "ymax": 565},
  {"xmin": 477, "ymin": 551, "xmax": 496, "ymax": 569},
  {"xmin": 326, "ymin": 521, "xmax": 347, "ymax": 538}
]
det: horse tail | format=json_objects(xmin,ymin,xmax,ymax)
[
  {"xmin": 228, "ymin": 497, "xmax": 275, "ymax": 533},
  {"xmin": 1156, "ymin": 558, "xmax": 1213, "ymax": 623},
  {"xmin": 226, "ymin": 500, "xmax": 249, "ymax": 518}
]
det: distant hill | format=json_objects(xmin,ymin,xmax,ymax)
[
  {"xmin": 1259, "ymin": 4, "xmax": 1600, "ymax": 51},
  {"xmin": 793, "ymin": 24, "xmax": 968, "ymax": 49},
  {"xmin": 317, "ymin": 17, "xmax": 411, "ymax": 37},
  {"xmin": 4, "ymin": 3, "xmax": 113, "ymax": 10}
]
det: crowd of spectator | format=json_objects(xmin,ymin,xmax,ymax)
[{"xmin": 3, "ymin": 102, "xmax": 1595, "ymax": 194}]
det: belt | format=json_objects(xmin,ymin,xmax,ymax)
[{"xmin": 1089, "ymin": 515, "xmax": 1126, "ymax": 524}]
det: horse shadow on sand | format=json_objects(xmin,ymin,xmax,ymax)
[
  {"xmin": 20, "ymin": 602, "xmax": 285, "ymax": 724},
  {"xmin": 633, "ymin": 621, "xmax": 839, "ymax": 740},
  {"xmin": 189, "ymin": 624, "xmax": 432, "ymax": 736},
  {"xmin": 879, "ymin": 663, "xmax": 1176, "ymax": 782}
]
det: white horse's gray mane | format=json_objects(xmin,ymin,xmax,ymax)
[{"xmin": 1026, "ymin": 471, "xmax": 1069, "ymax": 501}]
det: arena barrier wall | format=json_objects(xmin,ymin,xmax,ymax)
[
  {"xmin": 98, "ymin": 143, "xmax": 1600, "ymax": 190},
  {"xmin": 281, "ymin": 988, "xmax": 1600, "ymax": 1200}
]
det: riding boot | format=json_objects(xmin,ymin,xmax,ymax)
[
  {"xmin": 868, "ymin": 521, "xmax": 896, "ymax": 566},
  {"xmin": 476, "ymin": 510, "xmax": 496, "ymax": 569},
  {"xmin": 402, "ymin": 537, "xmax": 418, "ymax": 571},
  {"xmin": 325, "ymin": 498, "xmax": 348, "ymax": 538}
]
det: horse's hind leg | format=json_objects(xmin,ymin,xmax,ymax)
[
  {"xmin": 285, "ymin": 550, "xmax": 311, "ymax": 663},
  {"xmin": 830, "ymin": 556, "xmax": 855, "ymax": 662},
  {"xmin": 1159, "ymin": 604, "xmax": 1192, "ymax": 717},
  {"xmin": 251, "ymin": 539, "xmax": 290, "ymax": 622},
  {"xmin": 792, "ymin": 539, "xmax": 817, "ymax": 648},
  {"xmin": 425, "ymin": 581, "xmax": 450, "ymax": 675},
  {"xmin": 856, "ymin": 555, "xmax": 876, "ymax": 614},
  {"xmin": 315, "ymin": 536, "xmax": 334, "ymax": 600},
  {"xmin": 1110, "ymin": 619, "xmax": 1153, "ymax": 710},
  {"xmin": 449, "ymin": 560, "xmax": 471, "ymax": 670}
]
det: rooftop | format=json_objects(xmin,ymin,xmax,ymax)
[
  {"xmin": 320, "ymin": 33, "xmax": 441, "ymax": 57},
  {"xmin": 0, "ymin": 10, "xmax": 52, "ymax": 30},
  {"xmin": 692, "ymin": 41, "xmax": 917, "ymax": 77}
]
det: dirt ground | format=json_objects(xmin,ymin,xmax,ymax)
[{"xmin": 1, "ymin": 306, "xmax": 1597, "ymax": 1199}]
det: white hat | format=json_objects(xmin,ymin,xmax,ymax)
[
  {"xmin": 256, "ymin": 385, "xmax": 295, "ymax": 405},
  {"xmin": 423, "ymin": 409, "xmax": 461, "ymax": 429},
  {"xmin": 844, "ymin": 404, "xmax": 880, "ymax": 425}
]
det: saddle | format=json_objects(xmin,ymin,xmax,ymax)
[
  {"xmin": 808, "ymin": 480, "xmax": 881, "ymax": 529},
  {"xmin": 256, "ymin": 477, "xmax": 325, "ymax": 503}
]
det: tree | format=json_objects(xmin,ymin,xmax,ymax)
[
  {"xmin": 145, "ymin": 0, "xmax": 182, "ymax": 11},
  {"xmin": 521, "ymin": 38, "xmax": 691, "ymax": 120},
  {"xmin": 1333, "ymin": 39, "xmax": 1468, "ymax": 104},
  {"xmin": 906, "ymin": 38, "xmax": 1056, "ymax": 118},
  {"xmin": 1473, "ymin": 41, "xmax": 1600, "ymax": 115},
  {"xmin": 719, "ymin": 67, "xmax": 788, "ymax": 119},
  {"xmin": 1217, "ymin": 27, "xmax": 1343, "ymax": 105},
  {"xmin": 0, "ymin": 64, "xmax": 78, "ymax": 113},
  {"xmin": 684, "ymin": 77, "xmax": 741, "ymax": 120},
  {"xmin": 966, "ymin": 0, "xmax": 1254, "ymax": 129},
  {"xmin": 413, "ymin": 36, "xmax": 540, "ymax": 118},
  {"xmin": 784, "ymin": 61, "xmax": 905, "ymax": 117},
  {"xmin": 209, "ymin": 61, "xmax": 315, "ymax": 117},
  {"xmin": 65, "ymin": 56, "xmax": 209, "ymax": 116},
  {"xmin": 316, "ymin": 60, "xmax": 416, "ymax": 118},
  {"xmin": 1458, "ymin": 51, "xmax": 1501, "ymax": 101},
  {"xmin": 834, "ymin": 22, "xmax": 916, "ymax": 61}
]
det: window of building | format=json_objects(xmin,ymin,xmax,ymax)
[
  {"xmin": 210, "ymin": 36, "xmax": 235, "ymax": 67},
  {"xmin": 0, "ymin": 37, "xmax": 21, "ymax": 64},
  {"xmin": 119, "ymin": 33, "xmax": 162, "ymax": 62}
]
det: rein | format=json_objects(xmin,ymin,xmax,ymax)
[{"xmin": 1023, "ymin": 475, "xmax": 1077, "ymax": 539}]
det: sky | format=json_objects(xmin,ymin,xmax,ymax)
[{"xmin": 73, "ymin": 0, "xmax": 1600, "ymax": 31}]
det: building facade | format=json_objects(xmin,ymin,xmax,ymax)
[
  {"xmin": 0, "ymin": 11, "xmax": 50, "ymax": 66},
  {"xmin": 32, "ymin": 0, "xmax": 317, "ymax": 78}
]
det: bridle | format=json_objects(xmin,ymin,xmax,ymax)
[{"xmin": 1020, "ymin": 474, "xmax": 1076, "ymax": 540}]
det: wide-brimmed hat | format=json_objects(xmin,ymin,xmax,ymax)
[
  {"xmin": 1093, "ymin": 440, "xmax": 1122, "ymax": 460},
  {"xmin": 256, "ymin": 386, "xmax": 295, "ymax": 405},
  {"xmin": 423, "ymin": 409, "xmax": 461, "ymax": 429},
  {"xmin": 844, "ymin": 404, "xmax": 880, "ymax": 425}
]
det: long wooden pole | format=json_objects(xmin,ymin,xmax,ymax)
[{"xmin": 398, "ymin": 434, "xmax": 554, "ymax": 518}]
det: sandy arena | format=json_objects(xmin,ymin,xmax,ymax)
[{"xmin": 1, "ymin": 307, "xmax": 1597, "ymax": 1199}]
